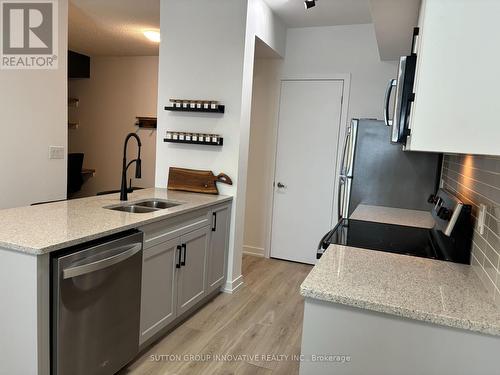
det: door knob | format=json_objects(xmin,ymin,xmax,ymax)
[{"xmin": 277, "ymin": 182, "xmax": 286, "ymax": 188}]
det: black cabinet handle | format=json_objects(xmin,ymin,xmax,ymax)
[
  {"xmin": 212, "ymin": 212, "xmax": 217, "ymax": 232},
  {"xmin": 176, "ymin": 245, "xmax": 182, "ymax": 268},
  {"xmin": 181, "ymin": 243, "xmax": 186, "ymax": 266}
]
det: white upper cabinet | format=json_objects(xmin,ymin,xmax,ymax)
[{"xmin": 406, "ymin": 0, "xmax": 500, "ymax": 155}]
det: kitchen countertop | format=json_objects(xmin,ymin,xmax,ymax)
[
  {"xmin": 301, "ymin": 245, "xmax": 500, "ymax": 336},
  {"xmin": 0, "ymin": 188, "xmax": 232, "ymax": 255},
  {"xmin": 350, "ymin": 204, "xmax": 435, "ymax": 228}
]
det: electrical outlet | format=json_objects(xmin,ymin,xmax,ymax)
[
  {"xmin": 478, "ymin": 204, "xmax": 487, "ymax": 235},
  {"xmin": 49, "ymin": 146, "xmax": 65, "ymax": 160}
]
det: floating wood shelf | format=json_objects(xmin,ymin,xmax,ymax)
[
  {"xmin": 164, "ymin": 138, "xmax": 223, "ymax": 146},
  {"xmin": 165, "ymin": 105, "xmax": 225, "ymax": 114},
  {"xmin": 68, "ymin": 98, "xmax": 79, "ymax": 107},
  {"xmin": 136, "ymin": 116, "xmax": 157, "ymax": 129},
  {"xmin": 68, "ymin": 122, "xmax": 79, "ymax": 129}
]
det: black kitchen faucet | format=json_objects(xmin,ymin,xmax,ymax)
[{"xmin": 120, "ymin": 133, "xmax": 142, "ymax": 201}]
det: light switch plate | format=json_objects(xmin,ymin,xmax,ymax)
[{"xmin": 49, "ymin": 146, "xmax": 65, "ymax": 160}]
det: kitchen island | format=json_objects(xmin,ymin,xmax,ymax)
[
  {"xmin": 299, "ymin": 244, "xmax": 500, "ymax": 375},
  {"xmin": 0, "ymin": 188, "xmax": 232, "ymax": 375}
]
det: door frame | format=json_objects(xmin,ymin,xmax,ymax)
[{"xmin": 264, "ymin": 74, "xmax": 351, "ymax": 259}]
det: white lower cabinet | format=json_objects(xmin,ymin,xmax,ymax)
[
  {"xmin": 207, "ymin": 205, "xmax": 230, "ymax": 293},
  {"xmin": 176, "ymin": 227, "xmax": 210, "ymax": 315},
  {"xmin": 140, "ymin": 238, "xmax": 178, "ymax": 344},
  {"xmin": 139, "ymin": 203, "xmax": 230, "ymax": 345}
]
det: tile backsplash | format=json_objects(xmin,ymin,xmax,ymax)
[{"xmin": 441, "ymin": 154, "xmax": 500, "ymax": 303}]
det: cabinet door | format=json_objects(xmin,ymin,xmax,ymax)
[
  {"xmin": 408, "ymin": 0, "xmax": 500, "ymax": 155},
  {"xmin": 177, "ymin": 227, "xmax": 209, "ymax": 315},
  {"xmin": 140, "ymin": 238, "xmax": 179, "ymax": 344},
  {"xmin": 207, "ymin": 205, "xmax": 230, "ymax": 293}
]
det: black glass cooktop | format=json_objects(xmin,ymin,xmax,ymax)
[
  {"xmin": 340, "ymin": 219, "xmax": 437, "ymax": 259},
  {"xmin": 319, "ymin": 219, "xmax": 451, "ymax": 261}
]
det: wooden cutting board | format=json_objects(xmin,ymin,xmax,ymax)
[{"xmin": 167, "ymin": 167, "xmax": 233, "ymax": 195}]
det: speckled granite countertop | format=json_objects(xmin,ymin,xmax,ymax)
[
  {"xmin": 350, "ymin": 204, "xmax": 435, "ymax": 228},
  {"xmin": 0, "ymin": 188, "xmax": 232, "ymax": 255},
  {"xmin": 301, "ymin": 245, "xmax": 500, "ymax": 337}
]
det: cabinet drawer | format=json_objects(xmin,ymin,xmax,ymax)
[{"xmin": 140, "ymin": 210, "xmax": 210, "ymax": 248}]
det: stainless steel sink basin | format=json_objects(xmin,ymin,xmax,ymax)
[
  {"xmin": 105, "ymin": 199, "xmax": 183, "ymax": 214},
  {"xmin": 134, "ymin": 200, "xmax": 181, "ymax": 209},
  {"xmin": 108, "ymin": 205, "xmax": 158, "ymax": 214}
]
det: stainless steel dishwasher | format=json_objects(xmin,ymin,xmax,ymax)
[{"xmin": 52, "ymin": 230, "xmax": 143, "ymax": 375}]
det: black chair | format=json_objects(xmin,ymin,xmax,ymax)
[{"xmin": 67, "ymin": 153, "xmax": 84, "ymax": 194}]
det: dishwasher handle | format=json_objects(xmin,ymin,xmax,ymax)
[{"xmin": 62, "ymin": 243, "xmax": 142, "ymax": 279}]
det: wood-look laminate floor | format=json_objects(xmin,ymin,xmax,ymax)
[{"xmin": 119, "ymin": 255, "xmax": 312, "ymax": 375}]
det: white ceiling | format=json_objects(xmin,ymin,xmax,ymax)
[
  {"xmin": 69, "ymin": 0, "xmax": 418, "ymax": 60},
  {"xmin": 263, "ymin": 0, "xmax": 372, "ymax": 28},
  {"xmin": 69, "ymin": 0, "xmax": 160, "ymax": 56}
]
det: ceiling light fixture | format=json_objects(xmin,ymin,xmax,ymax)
[
  {"xmin": 304, "ymin": 0, "xmax": 316, "ymax": 9},
  {"xmin": 143, "ymin": 30, "xmax": 161, "ymax": 43}
]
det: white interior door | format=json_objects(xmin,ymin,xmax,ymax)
[{"xmin": 271, "ymin": 80, "xmax": 344, "ymax": 264}]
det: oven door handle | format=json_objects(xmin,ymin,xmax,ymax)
[
  {"xmin": 384, "ymin": 79, "xmax": 397, "ymax": 126},
  {"xmin": 318, "ymin": 229, "xmax": 335, "ymax": 251},
  {"xmin": 318, "ymin": 219, "xmax": 345, "ymax": 250},
  {"xmin": 62, "ymin": 243, "xmax": 142, "ymax": 279}
]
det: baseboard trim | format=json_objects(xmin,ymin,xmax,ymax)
[
  {"xmin": 222, "ymin": 274, "xmax": 244, "ymax": 294},
  {"xmin": 243, "ymin": 245, "xmax": 265, "ymax": 257}
]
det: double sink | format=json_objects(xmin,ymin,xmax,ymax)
[{"xmin": 106, "ymin": 199, "xmax": 183, "ymax": 214}]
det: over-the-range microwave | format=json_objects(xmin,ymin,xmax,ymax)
[{"xmin": 384, "ymin": 27, "xmax": 419, "ymax": 146}]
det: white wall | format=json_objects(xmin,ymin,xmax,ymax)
[
  {"xmin": 232, "ymin": 0, "xmax": 286, "ymax": 287},
  {"xmin": 243, "ymin": 57, "xmax": 282, "ymax": 257},
  {"xmin": 369, "ymin": 0, "xmax": 420, "ymax": 61},
  {"xmin": 156, "ymin": 0, "xmax": 286, "ymax": 291},
  {"xmin": 283, "ymin": 24, "xmax": 398, "ymax": 121},
  {"xmin": 0, "ymin": 0, "xmax": 68, "ymax": 209},
  {"xmin": 68, "ymin": 56, "xmax": 158, "ymax": 197},
  {"xmin": 243, "ymin": 24, "xmax": 397, "ymax": 258}
]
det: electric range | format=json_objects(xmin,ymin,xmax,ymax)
[{"xmin": 317, "ymin": 189, "xmax": 473, "ymax": 264}]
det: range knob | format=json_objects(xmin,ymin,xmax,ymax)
[{"xmin": 438, "ymin": 207, "xmax": 452, "ymax": 220}]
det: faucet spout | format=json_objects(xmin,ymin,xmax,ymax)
[{"xmin": 120, "ymin": 133, "xmax": 142, "ymax": 201}]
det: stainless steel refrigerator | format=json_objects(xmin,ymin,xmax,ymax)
[{"xmin": 338, "ymin": 118, "xmax": 441, "ymax": 219}]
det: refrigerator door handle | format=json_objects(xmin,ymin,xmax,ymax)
[
  {"xmin": 338, "ymin": 175, "xmax": 346, "ymax": 220},
  {"xmin": 345, "ymin": 120, "xmax": 358, "ymax": 178},
  {"xmin": 384, "ymin": 79, "xmax": 397, "ymax": 126},
  {"xmin": 339, "ymin": 128, "xmax": 351, "ymax": 176}
]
